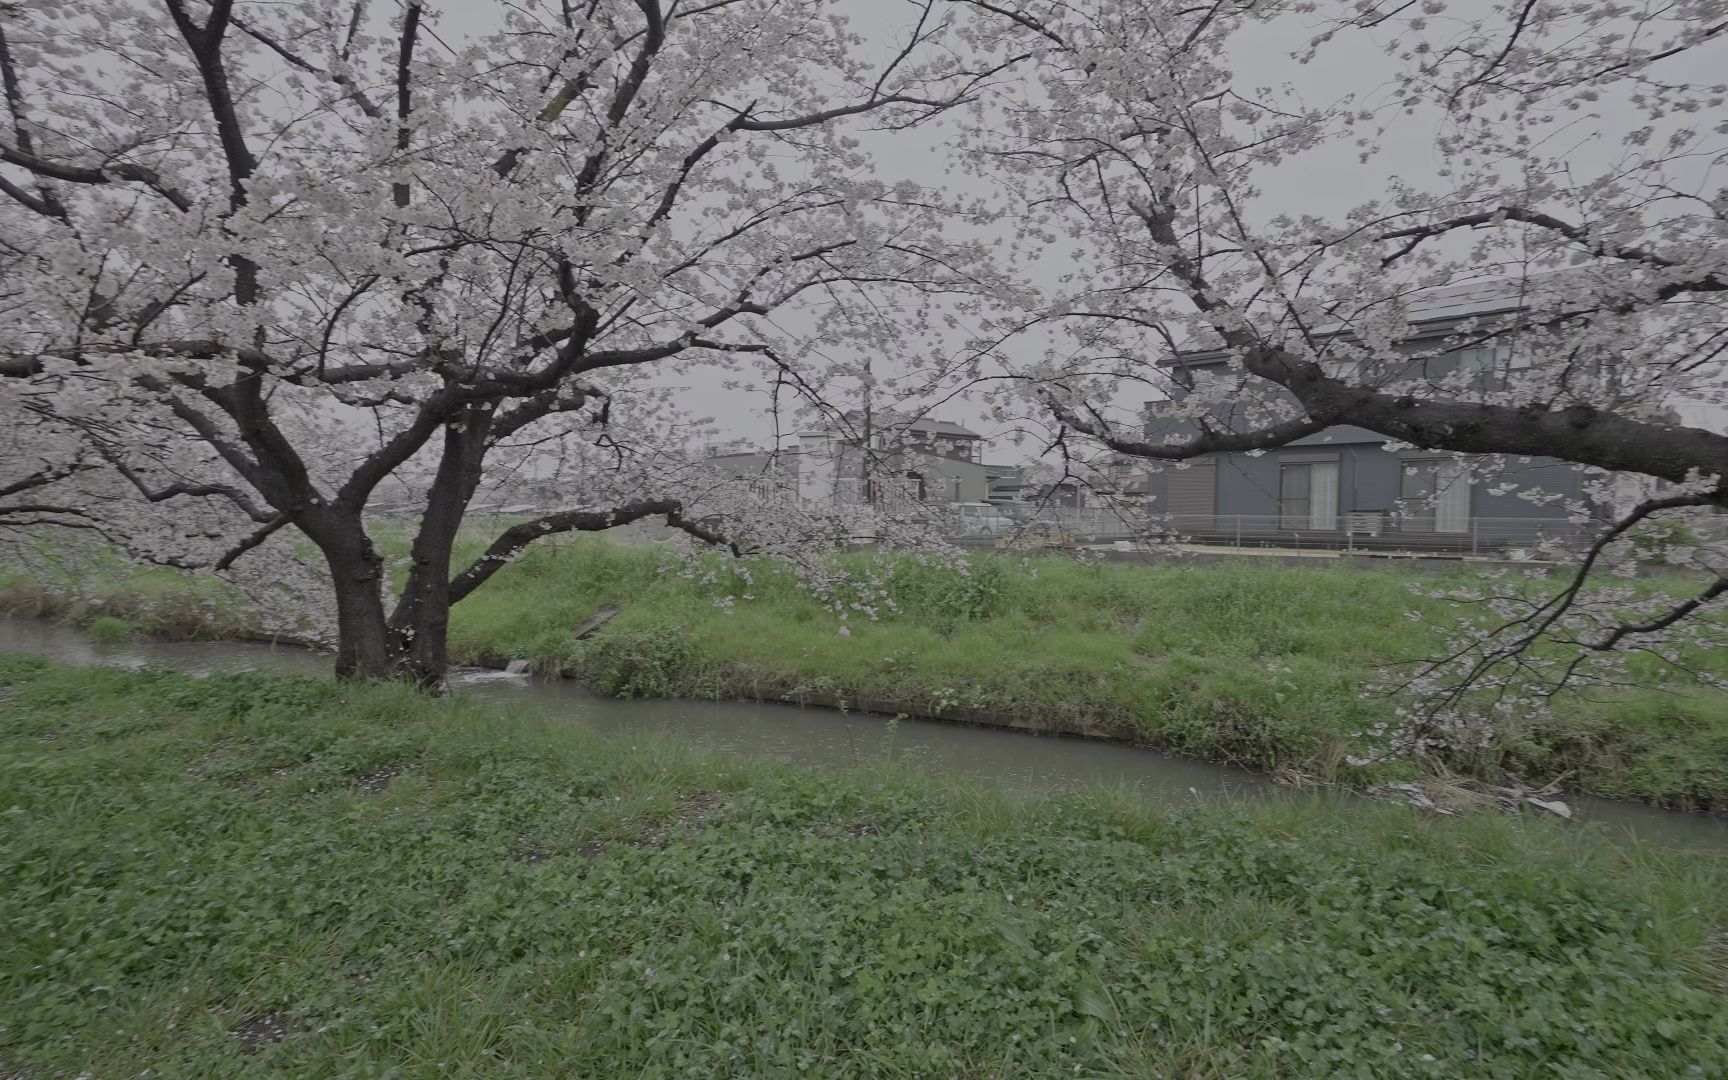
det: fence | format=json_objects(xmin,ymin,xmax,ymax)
[
  {"xmin": 682, "ymin": 479, "xmax": 1728, "ymax": 557},
  {"xmin": 953, "ymin": 508, "xmax": 1728, "ymax": 557},
  {"xmin": 1144, "ymin": 514, "xmax": 1593, "ymax": 556}
]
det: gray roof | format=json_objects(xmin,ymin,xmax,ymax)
[
  {"xmin": 1375, "ymin": 274, "xmax": 1575, "ymax": 328},
  {"xmin": 798, "ymin": 416, "xmax": 983, "ymax": 440},
  {"xmin": 1172, "ymin": 272, "xmax": 1576, "ymax": 365},
  {"xmin": 903, "ymin": 418, "xmax": 982, "ymax": 438}
]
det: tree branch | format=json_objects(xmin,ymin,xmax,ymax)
[
  {"xmin": 392, "ymin": 1, "xmax": 421, "ymax": 208},
  {"xmin": 0, "ymin": 142, "xmax": 193, "ymax": 211},
  {"xmin": 0, "ymin": 459, "xmax": 92, "ymax": 500},
  {"xmin": 1125, "ymin": 192, "xmax": 1728, "ymax": 500},
  {"xmin": 229, "ymin": 14, "xmax": 383, "ymax": 117},
  {"xmin": 1379, "ymin": 205, "xmax": 1728, "ymax": 286},
  {"xmin": 1580, "ymin": 578, "xmax": 1728, "ymax": 651},
  {"xmin": 1051, "ymin": 395, "xmax": 1331, "ymax": 460},
  {"xmin": 447, "ymin": 496, "xmax": 736, "ymax": 605},
  {"xmin": 213, "ymin": 513, "xmax": 291, "ymax": 570}
]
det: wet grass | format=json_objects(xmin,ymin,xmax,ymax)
[
  {"xmin": 2, "ymin": 656, "xmax": 1726, "ymax": 1078},
  {"xmin": 5, "ymin": 533, "xmax": 1726, "ymax": 806},
  {"xmin": 0, "ymin": 553, "xmax": 244, "ymax": 641},
  {"xmin": 441, "ymin": 538, "xmax": 1728, "ymax": 806}
]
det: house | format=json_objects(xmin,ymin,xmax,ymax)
[
  {"xmin": 705, "ymin": 414, "xmax": 1024, "ymax": 509},
  {"xmin": 1083, "ymin": 454, "xmax": 1156, "ymax": 502},
  {"xmin": 1137, "ymin": 279, "xmax": 1651, "ymax": 552}
]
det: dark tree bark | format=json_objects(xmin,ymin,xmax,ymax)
[
  {"xmin": 313, "ymin": 518, "xmax": 394, "ymax": 681},
  {"xmin": 381, "ymin": 404, "xmax": 493, "ymax": 686}
]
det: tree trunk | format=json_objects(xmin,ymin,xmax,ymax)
[
  {"xmin": 383, "ymin": 404, "xmax": 493, "ymax": 687},
  {"xmin": 386, "ymin": 530, "xmax": 460, "ymax": 688},
  {"xmin": 316, "ymin": 519, "xmax": 449, "ymax": 686},
  {"xmin": 320, "ymin": 526, "xmax": 396, "ymax": 681},
  {"xmin": 295, "ymin": 406, "xmax": 491, "ymax": 686},
  {"xmin": 307, "ymin": 501, "xmax": 466, "ymax": 686}
]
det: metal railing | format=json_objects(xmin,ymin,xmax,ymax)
[
  {"xmin": 1147, "ymin": 513, "xmax": 1587, "ymax": 556},
  {"xmin": 1009, "ymin": 508, "xmax": 1721, "ymax": 552},
  {"xmin": 952, "ymin": 509, "xmax": 1728, "ymax": 556},
  {"xmin": 677, "ymin": 481, "xmax": 1728, "ymax": 557}
]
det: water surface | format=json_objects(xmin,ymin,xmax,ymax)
[{"xmin": 3, "ymin": 616, "xmax": 1722, "ymax": 849}]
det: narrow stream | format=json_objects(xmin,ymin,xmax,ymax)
[{"xmin": 3, "ymin": 616, "xmax": 1724, "ymax": 849}]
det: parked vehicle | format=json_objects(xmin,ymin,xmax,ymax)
[
  {"xmin": 998, "ymin": 517, "xmax": 1077, "ymax": 549},
  {"xmin": 950, "ymin": 502, "xmax": 1016, "ymax": 536}
]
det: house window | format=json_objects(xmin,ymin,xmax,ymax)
[
  {"xmin": 1453, "ymin": 347, "xmax": 1495, "ymax": 376},
  {"xmin": 1400, "ymin": 458, "xmax": 1471, "ymax": 533},
  {"xmin": 1452, "ymin": 344, "xmax": 1524, "ymax": 382},
  {"xmin": 1280, "ymin": 461, "xmax": 1338, "ymax": 530},
  {"xmin": 1330, "ymin": 358, "xmax": 1364, "ymax": 383}
]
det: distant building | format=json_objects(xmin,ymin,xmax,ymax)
[
  {"xmin": 705, "ymin": 414, "xmax": 1023, "ymax": 509},
  {"xmin": 1085, "ymin": 454, "xmax": 1156, "ymax": 501}
]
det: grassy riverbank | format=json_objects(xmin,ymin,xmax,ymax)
[
  {"xmin": 5, "ymin": 537, "xmax": 1727, "ymax": 806},
  {"xmin": 2, "ymin": 658, "xmax": 1726, "ymax": 1078}
]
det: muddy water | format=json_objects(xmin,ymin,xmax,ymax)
[{"xmin": 3, "ymin": 616, "xmax": 1724, "ymax": 848}]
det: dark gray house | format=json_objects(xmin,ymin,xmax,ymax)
[{"xmin": 1139, "ymin": 280, "xmax": 1644, "ymax": 553}]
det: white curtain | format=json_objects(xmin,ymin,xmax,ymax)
[
  {"xmin": 1309, "ymin": 461, "xmax": 1339, "ymax": 530},
  {"xmin": 1435, "ymin": 460, "xmax": 1471, "ymax": 533}
]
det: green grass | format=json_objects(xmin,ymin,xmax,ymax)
[
  {"xmin": 2, "ymin": 657, "xmax": 1726, "ymax": 1078},
  {"xmin": 0, "ymin": 552, "xmax": 244, "ymax": 641},
  {"xmin": 82, "ymin": 614, "xmax": 136, "ymax": 642},
  {"xmin": 436, "ymin": 538, "xmax": 1728, "ymax": 806},
  {"xmin": 6, "ymin": 532, "xmax": 1727, "ymax": 806}
]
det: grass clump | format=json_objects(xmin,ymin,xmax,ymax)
[
  {"xmin": 8, "ymin": 531, "xmax": 1727, "ymax": 805},
  {"xmin": 82, "ymin": 614, "xmax": 136, "ymax": 642},
  {"xmin": 446, "ymin": 539, "xmax": 1728, "ymax": 806},
  {"xmin": 0, "ymin": 558, "xmax": 245, "ymax": 641},
  {"xmin": 572, "ymin": 621, "xmax": 699, "ymax": 698},
  {"xmin": 1, "ymin": 657, "xmax": 1726, "ymax": 1077}
]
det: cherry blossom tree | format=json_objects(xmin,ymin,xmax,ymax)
[
  {"xmin": 0, "ymin": 0, "xmax": 1003, "ymax": 682},
  {"xmin": 950, "ymin": 0, "xmax": 1728, "ymax": 720},
  {"xmin": 0, "ymin": 393, "xmax": 98, "ymax": 535}
]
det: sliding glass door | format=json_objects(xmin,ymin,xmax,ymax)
[
  {"xmin": 1400, "ymin": 458, "xmax": 1471, "ymax": 533},
  {"xmin": 1281, "ymin": 461, "xmax": 1338, "ymax": 530}
]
